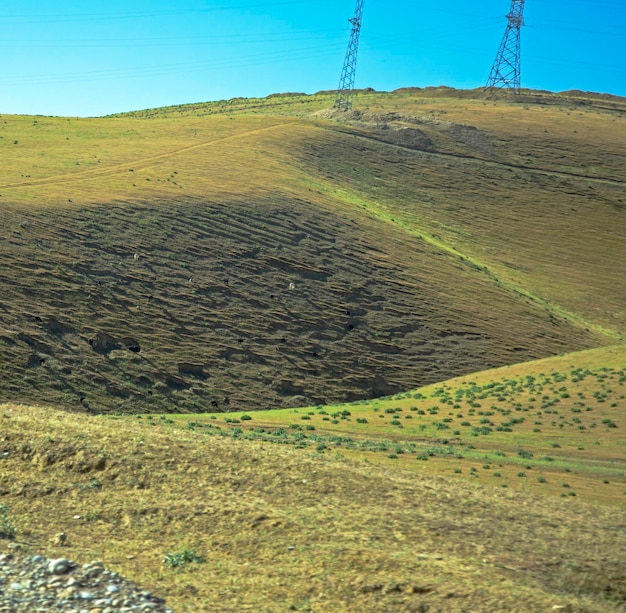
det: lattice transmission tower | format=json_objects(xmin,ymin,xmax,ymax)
[
  {"xmin": 333, "ymin": 0, "xmax": 365, "ymax": 110},
  {"xmin": 486, "ymin": 0, "xmax": 525, "ymax": 93}
]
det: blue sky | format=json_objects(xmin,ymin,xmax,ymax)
[{"xmin": 2, "ymin": 0, "xmax": 624, "ymax": 116}]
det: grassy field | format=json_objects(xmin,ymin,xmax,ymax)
[
  {"xmin": 1, "ymin": 88, "xmax": 625, "ymax": 611},
  {"xmin": 1, "ymin": 347, "xmax": 625, "ymax": 611},
  {"xmin": 1, "ymin": 88, "xmax": 624, "ymax": 414},
  {"xmin": 161, "ymin": 344, "xmax": 626, "ymax": 508}
]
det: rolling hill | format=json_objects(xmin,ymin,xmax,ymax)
[
  {"xmin": 0, "ymin": 345, "xmax": 624, "ymax": 611},
  {"xmin": 0, "ymin": 87, "xmax": 625, "ymax": 612},
  {"xmin": 1, "ymin": 87, "xmax": 624, "ymax": 414}
]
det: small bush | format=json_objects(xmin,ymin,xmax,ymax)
[
  {"xmin": 0, "ymin": 505, "xmax": 15, "ymax": 539},
  {"xmin": 163, "ymin": 548, "xmax": 204, "ymax": 568}
]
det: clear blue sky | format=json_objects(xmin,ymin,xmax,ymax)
[{"xmin": 2, "ymin": 0, "xmax": 624, "ymax": 117}]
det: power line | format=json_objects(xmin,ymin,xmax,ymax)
[{"xmin": 0, "ymin": 1, "xmax": 311, "ymax": 25}]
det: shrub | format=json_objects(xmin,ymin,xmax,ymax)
[
  {"xmin": 163, "ymin": 548, "xmax": 204, "ymax": 568},
  {"xmin": 0, "ymin": 505, "xmax": 15, "ymax": 539},
  {"xmin": 240, "ymin": 414, "xmax": 252, "ymax": 421}
]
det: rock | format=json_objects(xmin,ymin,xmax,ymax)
[
  {"xmin": 48, "ymin": 558, "xmax": 71, "ymax": 574},
  {"xmin": 89, "ymin": 332, "xmax": 120, "ymax": 355},
  {"xmin": 121, "ymin": 337, "xmax": 141, "ymax": 353},
  {"xmin": 26, "ymin": 353, "xmax": 45, "ymax": 368},
  {"xmin": 271, "ymin": 379, "xmax": 305, "ymax": 396},
  {"xmin": 0, "ymin": 553, "xmax": 173, "ymax": 611},
  {"xmin": 51, "ymin": 531, "xmax": 67, "ymax": 547}
]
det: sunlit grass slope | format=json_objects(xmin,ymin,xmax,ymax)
[
  {"xmin": 166, "ymin": 344, "xmax": 626, "ymax": 508},
  {"xmin": 1, "ymin": 392, "xmax": 625, "ymax": 612},
  {"xmin": 0, "ymin": 87, "xmax": 624, "ymax": 414}
]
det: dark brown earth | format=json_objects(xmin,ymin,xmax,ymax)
[{"xmin": 0, "ymin": 193, "xmax": 596, "ymax": 414}]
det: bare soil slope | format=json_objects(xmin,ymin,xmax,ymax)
[{"xmin": 0, "ymin": 88, "xmax": 624, "ymax": 413}]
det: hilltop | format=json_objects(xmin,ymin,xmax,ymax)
[{"xmin": 0, "ymin": 87, "xmax": 625, "ymax": 413}]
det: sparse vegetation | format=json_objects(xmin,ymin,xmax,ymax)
[
  {"xmin": 163, "ymin": 548, "xmax": 205, "ymax": 568},
  {"xmin": 0, "ymin": 504, "xmax": 15, "ymax": 539}
]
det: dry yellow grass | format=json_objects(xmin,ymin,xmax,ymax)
[{"xmin": 1, "ymin": 398, "xmax": 625, "ymax": 612}]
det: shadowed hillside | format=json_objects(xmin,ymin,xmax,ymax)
[{"xmin": 0, "ymin": 88, "xmax": 624, "ymax": 413}]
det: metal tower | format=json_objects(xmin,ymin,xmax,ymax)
[
  {"xmin": 333, "ymin": 0, "xmax": 365, "ymax": 110},
  {"xmin": 486, "ymin": 0, "xmax": 525, "ymax": 93}
]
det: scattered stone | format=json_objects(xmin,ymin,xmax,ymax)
[
  {"xmin": 48, "ymin": 558, "xmax": 71, "ymax": 575},
  {"xmin": 88, "ymin": 332, "xmax": 120, "ymax": 355},
  {"xmin": 51, "ymin": 531, "xmax": 68, "ymax": 547},
  {"xmin": 121, "ymin": 337, "xmax": 141, "ymax": 353},
  {"xmin": 0, "ymin": 553, "xmax": 174, "ymax": 611}
]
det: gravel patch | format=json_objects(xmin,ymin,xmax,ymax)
[{"xmin": 0, "ymin": 553, "xmax": 173, "ymax": 612}]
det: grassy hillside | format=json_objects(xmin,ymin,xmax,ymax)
[
  {"xmin": 168, "ymin": 344, "xmax": 626, "ymax": 507},
  {"xmin": 0, "ymin": 383, "xmax": 625, "ymax": 612},
  {"xmin": 0, "ymin": 87, "xmax": 625, "ymax": 413}
]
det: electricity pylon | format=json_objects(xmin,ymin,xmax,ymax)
[
  {"xmin": 333, "ymin": 0, "xmax": 365, "ymax": 110},
  {"xmin": 486, "ymin": 0, "xmax": 525, "ymax": 93}
]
